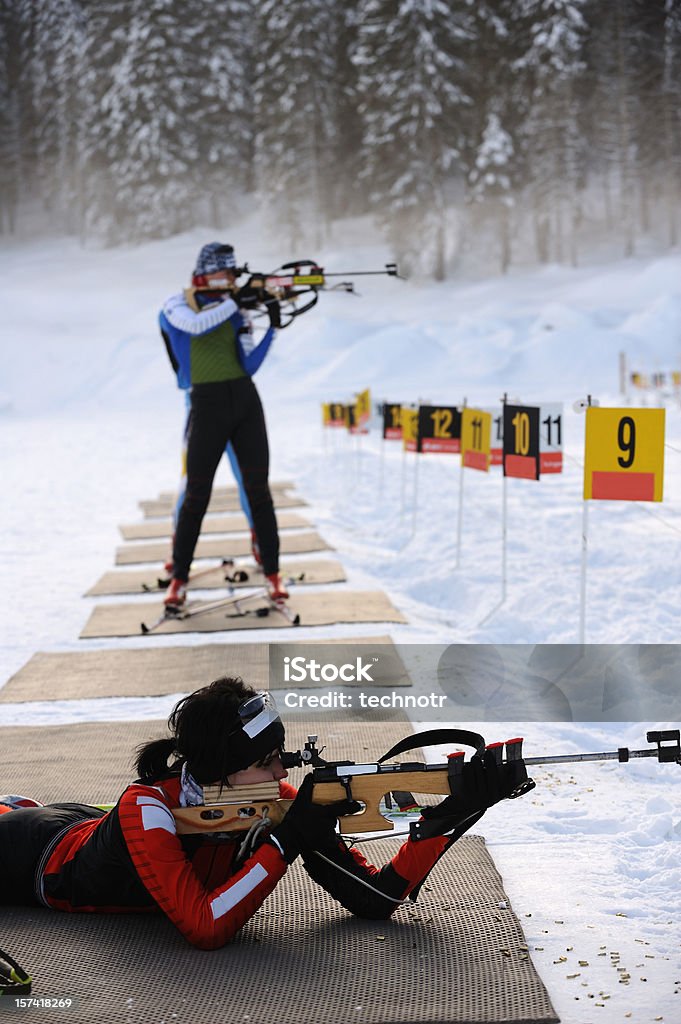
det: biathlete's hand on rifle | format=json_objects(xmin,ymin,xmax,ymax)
[
  {"xmin": 264, "ymin": 297, "xmax": 281, "ymax": 328},
  {"xmin": 235, "ymin": 274, "xmax": 267, "ymax": 310},
  {"xmin": 422, "ymin": 749, "xmax": 535, "ymax": 825},
  {"xmin": 270, "ymin": 775, "xmax": 361, "ymax": 864}
]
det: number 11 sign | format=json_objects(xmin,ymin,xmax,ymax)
[{"xmin": 583, "ymin": 407, "xmax": 665, "ymax": 501}]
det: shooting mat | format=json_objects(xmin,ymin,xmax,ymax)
[
  {"xmin": 119, "ymin": 509, "xmax": 312, "ymax": 541},
  {"xmin": 84, "ymin": 558, "xmax": 346, "ymax": 597},
  {"xmin": 114, "ymin": 530, "xmax": 331, "ymax": 565},
  {"xmin": 3, "ymin": 836, "xmax": 557, "ymax": 1024},
  {"xmin": 140, "ymin": 491, "xmax": 306, "ymax": 517},
  {"xmin": 80, "ymin": 590, "xmax": 408, "ymax": 638},
  {"xmin": 0, "ymin": 718, "xmax": 417, "ymax": 804},
  {"xmin": 1, "ymin": 638, "xmax": 409, "ymax": 702}
]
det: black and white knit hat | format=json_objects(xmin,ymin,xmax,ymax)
[{"xmin": 193, "ymin": 242, "xmax": 237, "ymax": 277}]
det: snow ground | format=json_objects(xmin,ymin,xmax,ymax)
[{"xmin": 0, "ymin": 220, "xmax": 679, "ymax": 1022}]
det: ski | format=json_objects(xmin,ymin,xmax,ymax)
[
  {"xmin": 141, "ymin": 558, "xmax": 236, "ymax": 593},
  {"xmin": 140, "ymin": 588, "xmax": 300, "ymax": 633},
  {"xmin": 224, "ymin": 592, "xmax": 301, "ymax": 626},
  {"xmin": 141, "ymin": 563, "xmax": 304, "ymax": 593},
  {"xmin": 140, "ymin": 588, "xmax": 267, "ymax": 634},
  {"xmin": 269, "ymin": 595, "xmax": 301, "ymax": 626}
]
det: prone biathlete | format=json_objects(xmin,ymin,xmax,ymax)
[
  {"xmin": 158, "ymin": 242, "xmax": 283, "ymax": 608},
  {"xmin": 0, "ymin": 678, "xmax": 532, "ymax": 950}
]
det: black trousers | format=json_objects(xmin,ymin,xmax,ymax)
[
  {"xmin": 0, "ymin": 804, "xmax": 104, "ymax": 906},
  {"xmin": 172, "ymin": 378, "xmax": 279, "ymax": 580}
]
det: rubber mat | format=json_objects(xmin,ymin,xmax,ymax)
[
  {"xmin": 0, "ymin": 721, "xmax": 557, "ymax": 1023},
  {"xmin": 115, "ymin": 530, "xmax": 331, "ymax": 565},
  {"xmin": 85, "ymin": 558, "xmax": 346, "ymax": 597},
  {"xmin": 0, "ymin": 719, "xmax": 413, "ymax": 804},
  {"xmin": 80, "ymin": 591, "xmax": 408, "ymax": 638},
  {"xmin": 1, "ymin": 638, "xmax": 409, "ymax": 702},
  {"xmin": 119, "ymin": 509, "xmax": 312, "ymax": 540},
  {"xmin": 141, "ymin": 491, "xmax": 306, "ymax": 517}
]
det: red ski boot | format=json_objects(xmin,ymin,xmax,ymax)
[
  {"xmin": 266, "ymin": 573, "xmax": 289, "ymax": 602},
  {"xmin": 164, "ymin": 578, "xmax": 187, "ymax": 609}
]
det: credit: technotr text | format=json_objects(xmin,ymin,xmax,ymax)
[{"xmin": 283, "ymin": 691, "xmax": 448, "ymax": 710}]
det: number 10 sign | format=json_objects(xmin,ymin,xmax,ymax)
[{"xmin": 583, "ymin": 407, "xmax": 665, "ymax": 502}]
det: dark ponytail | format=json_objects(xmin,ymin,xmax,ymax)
[
  {"xmin": 134, "ymin": 737, "xmax": 179, "ymax": 782},
  {"xmin": 133, "ymin": 677, "xmax": 259, "ymax": 785}
]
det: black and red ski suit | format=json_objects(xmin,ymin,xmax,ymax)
[{"xmin": 0, "ymin": 776, "xmax": 452, "ymax": 949}]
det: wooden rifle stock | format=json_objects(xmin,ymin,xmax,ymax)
[{"xmin": 172, "ymin": 762, "xmax": 453, "ymax": 836}]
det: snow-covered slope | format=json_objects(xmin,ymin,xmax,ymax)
[{"xmin": 1, "ymin": 221, "xmax": 679, "ymax": 1022}]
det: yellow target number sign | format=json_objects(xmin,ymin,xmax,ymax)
[
  {"xmin": 401, "ymin": 406, "xmax": 419, "ymax": 452},
  {"xmin": 583, "ymin": 407, "xmax": 665, "ymax": 501},
  {"xmin": 461, "ymin": 408, "xmax": 491, "ymax": 471},
  {"xmin": 355, "ymin": 388, "xmax": 371, "ymax": 427}
]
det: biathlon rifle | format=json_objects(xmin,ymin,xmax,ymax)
[
  {"xmin": 188, "ymin": 260, "xmax": 401, "ymax": 328},
  {"xmin": 171, "ymin": 727, "xmax": 680, "ymax": 840}
]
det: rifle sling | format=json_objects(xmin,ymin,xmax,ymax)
[{"xmin": 377, "ymin": 728, "xmax": 486, "ymax": 764}]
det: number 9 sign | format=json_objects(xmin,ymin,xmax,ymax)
[{"xmin": 583, "ymin": 407, "xmax": 665, "ymax": 501}]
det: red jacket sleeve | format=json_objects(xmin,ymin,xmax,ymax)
[
  {"xmin": 283, "ymin": 778, "xmax": 452, "ymax": 919},
  {"xmin": 118, "ymin": 784, "xmax": 288, "ymax": 949}
]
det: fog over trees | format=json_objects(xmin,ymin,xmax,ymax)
[{"xmin": 2, "ymin": 0, "xmax": 680, "ymax": 275}]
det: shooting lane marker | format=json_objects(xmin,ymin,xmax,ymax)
[{"xmin": 580, "ymin": 405, "xmax": 665, "ymax": 642}]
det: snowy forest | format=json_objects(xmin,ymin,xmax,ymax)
[{"xmin": 2, "ymin": 0, "xmax": 681, "ymax": 276}]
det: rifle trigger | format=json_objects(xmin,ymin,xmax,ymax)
[{"xmin": 339, "ymin": 776, "xmax": 355, "ymax": 802}]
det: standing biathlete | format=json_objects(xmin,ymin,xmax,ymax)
[
  {"xmin": 0, "ymin": 678, "xmax": 533, "ymax": 950},
  {"xmin": 159, "ymin": 242, "xmax": 284, "ymax": 607},
  {"xmin": 161, "ymin": 354, "xmax": 260, "ymax": 568}
]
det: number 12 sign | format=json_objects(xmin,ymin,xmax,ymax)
[{"xmin": 583, "ymin": 407, "xmax": 665, "ymax": 501}]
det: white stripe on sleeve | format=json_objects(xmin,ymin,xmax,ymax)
[
  {"xmin": 137, "ymin": 795, "xmax": 177, "ymax": 834},
  {"xmin": 210, "ymin": 864, "xmax": 269, "ymax": 920}
]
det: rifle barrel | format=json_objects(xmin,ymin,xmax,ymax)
[
  {"xmin": 323, "ymin": 264, "xmax": 399, "ymax": 278},
  {"xmin": 525, "ymin": 747, "xmax": 658, "ymax": 767}
]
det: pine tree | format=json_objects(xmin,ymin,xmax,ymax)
[
  {"xmin": 660, "ymin": 0, "xmax": 681, "ymax": 244},
  {"xmin": 0, "ymin": 2, "xmax": 22, "ymax": 232},
  {"xmin": 581, "ymin": 0, "xmax": 647, "ymax": 256},
  {"xmin": 79, "ymin": 0, "xmax": 209, "ymax": 243},
  {"xmin": 193, "ymin": 0, "xmax": 255, "ymax": 228},
  {"xmin": 518, "ymin": 0, "xmax": 589, "ymax": 265},
  {"xmin": 462, "ymin": 1, "xmax": 528, "ymax": 272},
  {"xmin": 21, "ymin": 0, "xmax": 87, "ymax": 232},
  {"xmin": 352, "ymin": 0, "xmax": 474, "ymax": 278},
  {"xmin": 327, "ymin": 5, "xmax": 366, "ymax": 222},
  {"xmin": 467, "ymin": 113, "xmax": 516, "ymax": 272},
  {"xmin": 252, "ymin": 0, "xmax": 342, "ymax": 250}
]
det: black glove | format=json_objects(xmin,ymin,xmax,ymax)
[
  {"xmin": 270, "ymin": 775, "xmax": 360, "ymax": 864},
  {"xmin": 420, "ymin": 750, "xmax": 534, "ymax": 826},
  {"xmin": 265, "ymin": 297, "xmax": 281, "ymax": 328},
  {"xmin": 235, "ymin": 274, "xmax": 266, "ymax": 310}
]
